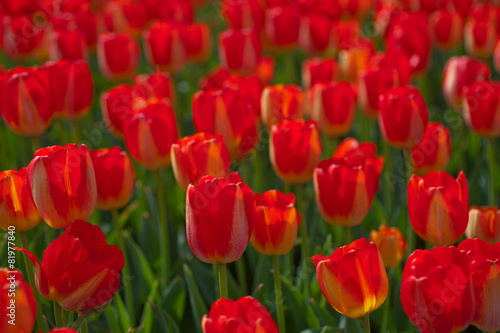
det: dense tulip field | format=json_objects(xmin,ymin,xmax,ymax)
[{"xmin": 1, "ymin": 0, "xmax": 500, "ymax": 332}]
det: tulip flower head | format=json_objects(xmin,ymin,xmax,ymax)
[
  {"xmin": 370, "ymin": 225, "xmax": 407, "ymax": 269},
  {"xmin": 97, "ymin": 32, "xmax": 140, "ymax": 80},
  {"xmin": 463, "ymin": 81, "xmax": 500, "ymax": 138},
  {"xmin": 410, "ymin": 122, "xmax": 452, "ymax": 176},
  {"xmin": 218, "ymin": 28, "xmax": 262, "ymax": 75},
  {"xmin": 466, "ymin": 206, "xmax": 500, "ymax": 245},
  {"xmin": 261, "ymin": 84, "xmax": 304, "ymax": 129},
  {"xmin": 100, "ymin": 84, "xmax": 134, "ymax": 139},
  {"xmin": 312, "ymin": 238, "xmax": 389, "ymax": 318}
]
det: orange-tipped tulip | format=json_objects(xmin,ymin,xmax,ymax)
[
  {"xmin": 408, "ymin": 171, "xmax": 469, "ymax": 246},
  {"xmin": 26, "ymin": 144, "xmax": 97, "ymax": 229},
  {"xmin": 250, "ymin": 190, "xmax": 301, "ymax": 256},
  {"xmin": 186, "ymin": 172, "xmax": 254, "ymax": 264},
  {"xmin": 15, "ymin": 220, "xmax": 124, "ymax": 311},
  {"xmin": 0, "ymin": 269, "xmax": 36, "ymax": 333},
  {"xmin": 90, "ymin": 147, "xmax": 135, "ymax": 211},
  {"xmin": 124, "ymin": 100, "xmax": 179, "ymax": 170},
  {"xmin": 218, "ymin": 28, "xmax": 262, "ymax": 75},
  {"xmin": 171, "ymin": 132, "xmax": 231, "ymax": 191},
  {"xmin": 466, "ymin": 206, "xmax": 500, "ymax": 245},
  {"xmin": 464, "ymin": 5, "xmax": 498, "ymax": 58},
  {"xmin": 370, "ymin": 225, "xmax": 407, "ymax": 269},
  {"xmin": 410, "ymin": 122, "xmax": 452, "ymax": 176},
  {"xmin": 270, "ymin": 120, "xmax": 322, "ymax": 184},
  {"xmin": 261, "ymin": 84, "xmax": 304, "ymax": 129},
  {"xmin": 429, "ymin": 9, "xmax": 463, "ymax": 50},
  {"xmin": 463, "ymin": 81, "xmax": 500, "ymax": 138},
  {"xmin": 97, "ymin": 32, "xmax": 140, "ymax": 80},
  {"xmin": 312, "ymin": 238, "xmax": 388, "ymax": 318},
  {"xmin": 100, "ymin": 84, "xmax": 134, "ymax": 139},
  {"xmin": 0, "ymin": 168, "xmax": 40, "ymax": 232}
]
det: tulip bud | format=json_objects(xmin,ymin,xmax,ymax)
[
  {"xmin": 466, "ymin": 206, "xmax": 500, "ymax": 245},
  {"xmin": 370, "ymin": 225, "xmax": 407, "ymax": 269},
  {"xmin": 408, "ymin": 171, "xmax": 469, "ymax": 246},
  {"xmin": 186, "ymin": 172, "xmax": 254, "ymax": 264},
  {"xmin": 261, "ymin": 84, "xmax": 303, "ymax": 129},
  {"xmin": 100, "ymin": 84, "xmax": 134, "ymax": 139},
  {"xmin": 301, "ymin": 57, "xmax": 339, "ymax": 90},
  {"xmin": 429, "ymin": 9, "xmax": 463, "ymax": 50},
  {"xmin": 218, "ymin": 28, "xmax": 262, "ymax": 75},
  {"xmin": 410, "ymin": 122, "xmax": 452, "ymax": 176},
  {"xmin": 463, "ymin": 81, "xmax": 500, "ymax": 138},
  {"xmin": 171, "ymin": 132, "xmax": 231, "ymax": 191},
  {"xmin": 97, "ymin": 32, "xmax": 140, "ymax": 80},
  {"xmin": 312, "ymin": 238, "xmax": 388, "ymax": 318}
]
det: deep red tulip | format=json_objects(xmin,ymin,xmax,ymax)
[
  {"xmin": 458, "ymin": 239, "xmax": 500, "ymax": 332},
  {"xmin": 27, "ymin": 144, "xmax": 97, "ymax": 229},
  {"xmin": 270, "ymin": 120, "xmax": 322, "ymax": 184},
  {"xmin": 463, "ymin": 81, "xmax": 500, "ymax": 138},
  {"xmin": 192, "ymin": 86, "xmax": 258, "ymax": 160},
  {"xmin": 265, "ymin": 5, "xmax": 300, "ymax": 49},
  {"xmin": 442, "ymin": 56, "xmax": 490, "ymax": 110},
  {"xmin": 261, "ymin": 84, "xmax": 303, "ymax": 129},
  {"xmin": 90, "ymin": 147, "xmax": 135, "ymax": 211},
  {"xmin": 464, "ymin": 5, "xmax": 498, "ymax": 58},
  {"xmin": 202, "ymin": 296, "xmax": 278, "ymax": 333},
  {"xmin": 430, "ymin": 9, "xmax": 463, "ymax": 50},
  {"xmin": 1, "ymin": 66, "xmax": 54, "ymax": 136},
  {"xmin": 134, "ymin": 71, "xmax": 175, "ymax": 105},
  {"xmin": 224, "ymin": 74, "xmax": 264, "ymax": 119},
  {"xmin": 408, "ymin": 171, "xmax": 469, "ymax": 246},
  {"xmin": 2, "ymin": 15, "xmax": 43, "ymax": 59},
  {"xmin": 410, "ymin": 122, "xmax": 452, "ymax": 176},
  {"xmin": 0, "ymin": 168, "xmax": 40, "ymax": 232},
  {"xmin": 309, "ymin": 81, "xmax": 357, "ymax": 137},
  {"xmin": 171, "ymin": 132, "xmax": 230, "ymax": 191},
  {"xmin": 251, "ymin": 190, "xmax": 301, "ymax": 255},
  {"xmin": 46, "ymin": 59, "xmax": 93, "ymax": 120},
  {"xmin": 401, "ymin": 246, "xmax": 474, "ymax": 333},
  {"xmin": 312, "ymin": 238, "xmax": 388, "ymax": 318},
  {"xmin": 221, "ymin": 0, "xmax": 265, "ymax": 30},
  {"xmin": 97, "ymin": 32, "xmax": 140, "ymax": 80},
  {"xmin": 466, "ymin": 206, "xmax": 500, "ymax": 245},
  {"xmin": 100, "ymin": 84, "xmax": 134, "ymax": 139},
  {"xmin": 124, "ymin": 99, "xmax": 179, "ymax": 170},
  {"xmin": 301, "ymin": 57, "xmax": 339, "ymax": 89},
  {"xmin": 0, "ymin": 269, "xmax": 36, "ymax": 333},
  {"xmin": 379, "ymin": 86, "xmax": 429, "ymax": 149},
  {"xmin": 157, "ymin": 0, "xmax": 194, "ymax": 22},
  {"xmin": 48, "ymin": 30, "xmax": 87, "ymax": 61},
  {"xmin": 218, "ymin": 28, "xmax": 262, "ymax": 75},
  {"xmin": 16, "ymin": 220, "xmax": 124, "ymax": 311},
  {"xmin": 142, "ymin": 21, "xmax": 188, "ymax": 73},
  {"xmin": 185, "ymin": 23, "xmax": 212, "ymax": 63},
  {"xmin": 298, "ymin": 13, "xmax": 332, "ymax": 54},
  {"xmin": 103, "ymin": 0, "xmax": 148, "ymax": 34},
  {"xmin": 186, "ymin": 172, "xmax": 254, "ymax": 264},
  {"xmin": 314, "ymin": 152, "xmax": 383, "ymax": 227},
  {"xmin": 0, "ymin": 0, "xmax": 39, "ymax": 15},
  {"xmin": 370, "ymin": 225, "xmax": 407, "ymax": 269}
]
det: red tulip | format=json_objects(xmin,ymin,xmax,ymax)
[
  {"xmin": 312, "ymin": 238, "xmax": 388, "ymax": 318},
  {"xmin": 157, "ymin": 0, "xmax": 194, "ymax": 22},
  {"xmin": 270, "ymin": 120, "xmax": 322, "ymax": 184},
  {"xmin": 47, "ymin": 329, "xmax": 79, "ymax": 333},
  {"xmin": 410, "ymin": 122, "xmax": 452, "ymax": 176},
  {"xmin": 495, "ymin": 38, "xmax": 500, "ymax": 74},
  {"xmin": 142, "ymin": 21, "xmax": 188, "ymax": 73},
  {"xmin": 309, "ymin": 81, "xmax": 357, "ymax": 137},
  {"xmin": 338, "ymin": 37, "xmax": 374, "ymax": 82},
  {"xmin": 46, "ymin": 59, "xmax": 93, "ymax": 120},
  {"xmin": 265, "ymin": 5, "xmax": 300, "ymax": 49},
  {"xmin": 103, "ymin": 0, "xmax": 148, "ymax": 34},
  {"xmin": 251, "ymin": 190, "xmax": 301, "ymax": 255},
  {"xmin": 97, "ymin": 32, "xmax": 140, "ymax": 80},
  {"xmin": 202, "ymin": 296, "xmax": 278, "ymax": 333},
  {"xmin": 458, "ymin": 239, "xmax": 500, "ymax": 332},
  {"xmin": 221, "ymin": 0, "xmax": 265, "ymax": 30},
  {"xmin": 27, "ymin": 144, "xmax": 97, "ymax": 229},
  {"xmin": 124, "ymin": 99, "xmax": 179, "ymax": 170},
  {"xmin": 261, "ymin": 84, "xmax": 304, "ymax": 129},
  {"xmin": 0, "ymin": 168, "xmax": 40, "ymax": 232},
  {"xmin": 298, "ymin": 13, "xmax": 332, "ymax": 54},
  {"xmin": 401, "ymin": 246, "xmax": 474, "ymax": 333},
  {"xmin": 333, "ymin": 138, "xmax": 383, "ymax": 174},
  {"xmin": 186, "ymin": 172, "xmax": 254, "ymax": 264},
  {"xmin": 463, "ymin": 81, "xmax": 500, "ymax": 138},
  {"xmin": 48, "ymin": 30, "xmax": 87, "ymax": 61},
  {"xmin": 379, "ymin": 86, "xmax": 429, "ymax": 149},
  {"xmin": 330, "ymin": 19, "xmax": 361, "ymax": 51},
  {"xmin": 15, "ymin": 220, "xmax": 124, "ymax": 311},
  {"xmin": 90, "ymin": 147, "xmax": 135, "ymax": 211},
  {"xmin": 464, "ymin": 5, "xmax": 498, "ymax": 58},
  {"xmin": 0, "ymin": 269, "xmax": 36, "ymax": 333},
  {"xmin": 301, "ymin": 57, "xmax": 339, "ymax": 89},
  {"xmin": 408, "ymin": 171, "xmax": 469, "ymax": 246},
  {"xmin": 218, "ymin": 28, "xmax": 262, "ymax": 75},
  {"xmin": 171, "ymin": 132, "xmax": 231, "ymax": 191},
  {"xmin": 370, "ymin": 225, "xmax": 407, "ymax": 269},
  {"xmin": 199, "ymin": 67, "xmax": 232, "ymax": 91},
  {"xmin": 2, "ymin": 15, "xmax": 43, "ymax": 59},
  {"xmin": 442, "ymin": 56, "xmax": 490, "ymax": 110},
  {"xmin": 185, "ymin": 23, "xmax": 212, "ymax": 63},
  {"xmin": 192, "ymin": 86, "xmax": 258, "ymax": 160},
  {"xmin": 429, "ymin": 9, "xmax": 463, "ymax": 50},
  {"xmin": 224, "ymin": 74, "xmax": 264, "ymax": 119},
  {"xmin": 256, "ymin": 56, "xmax": 275, "ymax": 84},
  {"xmin": 1, "ymin": 66, "xmax": 54, "ymax": 136},
  {"xmin": 314, "ymin": 152, "xmax": 383, "ymax": 227},
  {"xmin": 134, "ymin": 71, "xmax": 175, "ymax": 105},
  {"xmin": 100, "ymin": 84, "xmax": 134, "ymax": 139},
  {"xmin": 0, "ymin": 0, "xmax": 39, "ymax": 15},
  {"xmin": 466, "ymin": 206, "xmax": 500, "ymax": 245}
]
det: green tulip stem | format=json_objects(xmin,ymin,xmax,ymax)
[
  {"xmin": 71, "ymin": 314, "xmax": 90, "ymax": 331},
  {"xmin": 81, "ymin": 320, "xmax": 89, "ymax": 333},
  {"xmin": 363, "ymin": 314, "xmax": 371, "ymax": 333},
  {"xmin": 344, "ymin": 226, "xmax": 352, "ymax": 245},
  {"xmin": 31, "ymin": 136, "xmax": 40, "ymax": 153},
  {"xmin": 112, "ymin": 210, "xmax": 136, "ymax": 325},
  {"xmin": 381, "ymin": 139, "xmax": 393, "ymax": 221},
  {"xmin": 70, "ymin": 120, "xmax": 80, "ymax": 144},
  {"xmin": 380, "ymin": 268, "xmax": 393, "ymax": 333},
  {"xmin": 295, "ymin": 183, "xmax": 310, "ymax": 299},
  {"xmin": 155, "ymin": 170, "xmax": 170, "ymax": 289},
  {"xmin": 54, "ymin": 302, "xmax": 65, "ymax": 327},
  {"xmin": 273, "ymin": 255, "xmax": 286, "ymax": 333},
  {"xmin": 20, "ymin": 231, "xmax": 47, "ymax": 333},
  {"xmin": 403, "ymin": 149, "xmax": 416, "ymax": 254},
  {"xmin": 217, "ymin": 263, "xmax": 228, "ymax": 299},
  {"xmin": 489, "ymin": 138, "xmax": 496, "ymax": 205}
]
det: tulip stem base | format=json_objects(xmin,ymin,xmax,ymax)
[
  {"xmin": 20, "ymin": 231, "xmax": 47, "ymax": 333},
  {"xmin": 489, "ymin": 138, "xmax": 497, "ymax": 205},
  {"xmin": 31, "ymin": 136, "xmax": 40, "ymax": 153},
  {"xmin": 362, "ymin": 314, "xmax": 371, "ymax": 333},
  {"xmin": 155, "ymin": 170, "xmax": 170, "ymax": 289},
  {"xmin": 273, "ymin": 255, "xmax": 286, "ymax": 333},
  {"xmin": 112, "ymin": 210, "xmax": 136, "ymax": 325},
  {"xmin": 217, "ymin": 263, "xmax": 228, "ymax": 299},
  {"xmin": 344, "ymin": 226, "xmax": 351, "ymax": 245},
  {"xmin": 70, "ymin": 120, "xmax": 81, "ymax": 144},
  {"xmin": 295, "ymin": 183, "xmax": 310, "ymax": 299},
  {"xmin": 54, "ymin": 302, "xmax": 65, "ymax": 327}
]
